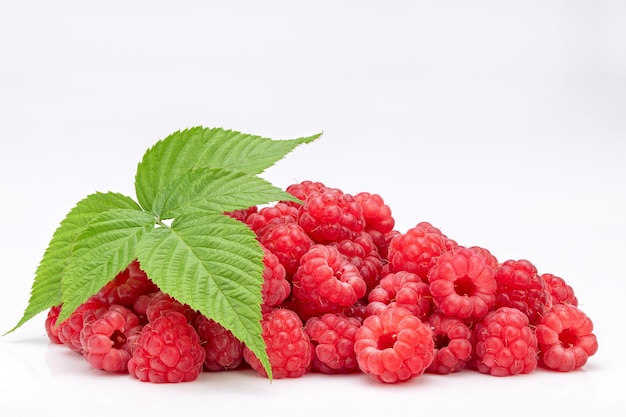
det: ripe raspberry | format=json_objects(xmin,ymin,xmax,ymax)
[
  {"xmin": 297, "ymin": 187, "xmax": 366, "ymax": 244},
  {"xmin": 96, "ymin": 260, "xmax": 157, "ymax": 307},
  {"xmin": 473, "ymin": 307, "xmax": 538, "ymax": 376},
  {"xmin": 542, "ymin": 273, "xmax": 578, "ymax": 306},
  {"xmin": 80, "ymin": 304, "xmax": 142, "ymax": 373},
  {"xmin": 194, "ymin": 314, "xmax": 243, "ymax": 371},
  {"xmin": 144, "ymin": 291, "xmax": 198, "ymax": 323},
  {"xmin": 258, "ymin": 222, "xmax": 314, "ymax": 276},
  {"xmin": 535, "ymin": 304, "xmax": 598, "ymax": 372},
  {"xmin": 283, "ymin": 180, "xmax": 327, "ymax": 207},
  {"xmin": 260, "ymin": 245, "xmax": 291, "ymax": 308},
  {"xmin": 366, "ymin": 271, "xmax": 432, "ymax": 320},
  {"xmin": 377, "ymin": 229, "xmax": 401, "ymax": 262},
  {"xmin": 128, "ymin": 311, "xmax": 205, "ymax": 383},
  {"xmin": 426, "ymin": 312, "xmax": 473, "ymax": 374},
  {"xmin": 45, "ymin": 305, "xmax": 63, "ymax": 344},
  {"xmin": 354, "ymin": 306, "xmax": 434, "ymax": 384},
  {"xmin": 305, "ymin": 313, "xmax": 361, "ymax": 374},
  {"xmin": 427, "ymin": 247, "xmax": 497, "ymax": 321},
  {"xmin": 243, "ymin": 308, "xmax": 312, "ymax": 379},
  {"xmin": 57, "ymin": 296, "xmax": 108, "ymax": 353},
  {"xmin": 292, "ymin": 244, "xmax": 367, "ymax": 311},
  {"xmin": 245, "ymin": 202, "xmax": 299, "ymax": 235},
  {"xmin": 354, "ymin": 192, "xmax": 395, "ymax": 241},
  {"xmin": 225, "ymin": 205, "xmax": 258, "ymax": 223},
  {"xmin": 494, "ymin": 259, "xmax": 552, "ymax": 324},
  {"xmin": 387, "ymin": 222, "xmax": 449, "ymax": 280},
  {"xmin": 331, "ymin": 232, "xmax": 383, "ymax": 294}
]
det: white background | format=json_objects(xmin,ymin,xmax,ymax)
[{"xmin": 1, "ymin": 1, "xmax": 625, "ymax": 415}]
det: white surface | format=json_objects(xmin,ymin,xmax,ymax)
[{"xmin": 1, "ymin": 1, "xmax": 625, "ymax": 415}]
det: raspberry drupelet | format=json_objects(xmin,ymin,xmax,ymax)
[
  {"xmin": 366, "ymin": 271, "xmax": 432, "ymax": 320},
  {"xmin": 194, "ymin": 314, "xmax": 244, "ymax": 371},
  {"xmin": 426, "ymin": 312, "xmax": 473, "ymax": 374}
]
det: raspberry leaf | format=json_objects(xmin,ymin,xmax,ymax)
[
  {"xmin": 57, "ymin": 208, "xmax": 156, "ymax": 324},
  {"xmin": 135, "ymin": 126, "xmax": 320, "ymax": 214},
  {"xmin": 155, "ymin": 167, "xmax": 300, "ymax": 219},
  {"xmin": 134, "ymin": 211, "xmax": 272, "ymax": 378},
  {"xmin": 5, "ymin": 192, "xmax": 141, "ymax": 335}
]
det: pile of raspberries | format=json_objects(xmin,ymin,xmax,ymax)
[{"xmin": 44, "ymin": 180, "xmax": 598, "ymax": 384}]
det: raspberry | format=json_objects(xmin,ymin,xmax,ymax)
[
  {"xmin": 128, "ymin": 311, "xmax": 205, "ymax": 383},
  {"xmin": 426, "ymin": 312, "xmax": 473, "ymax": 374},
  {"xmin": 377, "ymin": 229, "xmax": 401, "ymax": 262},
  {"xmin": 194, "ymin": 314, "xmax": 243, "ymax": 371},
  {"xmin": 354, "ymin": 192, "xmax": 395, "ymax": 240},
  {"xmin": 387, "ymin": 222, "xmax": 449, "ymax": 280},
  {"xmin": 283, "ymin": 180, "xmax": 327, "ymax": 207},
  {"xmin": 427, "ymin": 247, "xmax": 497, "ymax": 321},
  {"xmin": 494, "ymin": 259, "xmax": 552, "ymax": 324},
  {"xmin": 473, "ymin": 307, "xmax": 538, "ymax": 376},
  {"xmin": 292, "ymin": 244, "xmax": 367, "ymax": 311},
  {"xmin": 260, "ymin": 245, "xmax": 291, "ymax": 308},
  {"xmin": 57, "ymin": 296, "xmax": 108, "ymax": 353},
  {"xmin": 366, "ymin": 271, "xmax": 432, "ymax": 320},
  {"xmin": 258, "ymin": 222, "xmax": 314, "ymax": 276},
  {"xmin": 96, "ymin": 260, "xmax": 157, "ymax": 307},
  {"xmin": 330, "ymin": 232, "xmax": 383, "ymax": 294},
  {"xmin": 535, "ymin": 304, "xmax": 598, "ymax": 372},
  {"xmin": 354, "ymin": 306, "xmax": 434, "ymax": 384},
  {"xmin": 225, "ymin": 205, "xmax": 258, "ymax": 223},
  {"xmin": 80, "ymin": 304, "xmax": 142, "ymax": 373},
  {"xmin": 542, "ymin": 273, "xmax": 578, "ymax": 306},
  {"xmin": 45, "ymin": 305, "xmax": 63, "ymax": 344},
  {"xmin": 305, "ymin": 313, "xmax": 361, "ymax": 374},
  {"xmin": 243, "ymin": 308, "xmax": 312, "ymax": 379},
  {"xmin": 144, "ymin": 291, "xmax": 198, "ymax": 323},
  {"xmin": 245, "ymin": 202, "xmax": 299, "ymax": 235},
  {"xmin": 297, "ymin": 187, "xmax": 366, "ymax": 244}
]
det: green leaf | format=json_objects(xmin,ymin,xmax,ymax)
[
  {"xmin": 5, "ymin": 192, "xmax": 141, "ymax": 335},
  {"xmin": 154, "ymin": 167, "xmax": 301, "ymax": 219},
  {"xmin": 134, "ymin": 212, "xmax": 272, "ymax": 378},
  {"xmin": 135, "ymin": 126, "xmax": 320, "ymax": 214},
  {"xmin": 57, "ymin": 208, "xmax": 156, "ymax": 324}
]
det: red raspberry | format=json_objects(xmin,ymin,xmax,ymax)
[
  {"xmin": 284, "ymin": 180, "xmax": 327, "ymax": 207},
  {"xmin": 245, "ymin": 202, "xmax": 299, "ymax": 235},
  {"xmin": 366, "ymin": 271, "xmax": 432, "ymax": 320},
  {"xmin": 542, "ymin": 273, "xmax": 578, "ymax": 306},
  {"xmin": 305, "ymin": 313, "xmax": 361, "ymax": 374},
  {"xmin": 354, "ymin": 306, "xmax": 434, "ymax": 384},
  {"xmin": 377, "ymin": 229, "xmax": 401, "ymax": 262},
  {"xmin": 473, "ymin": 307, "xmax": 538, "ymax": 376},
  {"xmin": 194, "ymin": 314, "xmax": 243, "ymax": 371},
  {"xmin": 258, "ymin": 222, "xmax": 314, "ymax": 276},
  {"xmin": 225, "ymin": 205, "xmax": 258, "ymax": 223},
  {"xmin": 354, "ymin": 192, "xmax": 395, "ymax": 241},
  {"xmin": 96, "ymin": 260, "xmax": 158, "ymax": 307},
  {"xmin": 331, "ymin": 232, "xmax": 383, "ymax": 294},
  {"xmin": 260, "ymin": 245, "xmax": 291, "ymax": 308},
  {"xmin": 297, "ymin": 187, "xmax": 366, "ymax": 244},
  {"xmin": 80, "ymin": 304, "xmax": 142, "ymax": 373},
  {"xmin": 243, "ymin": 308, "xmax": 313, "ymax": 379},
  {"xmin": 535, "ymin": 304, "xmax": 598, "ymax": 372},
  {"xmin": 144, "ymin": 291, "xmax": 198, "ymax": 323},
  {"xmin": 45, "ymin": 305, "xmax": 63, "ymax": 345},
  {"xmin": 426, "ymin": 312, "xmax": 473, "ymax": 374},
  {"xmin": 387, "ymin": 222, "xmax": 449, "ymax": 280},
  {"xmin": 128, "ymin": 311, "xmax": 205, "ymax": 383},
  {"xmin": 57, "ymin": 296, "xmax": 108, "ymax": 353},
  {"xmin": 292, "ymin": 244, "xmax": 367, "ymax": 311},
  {"xmin": 494, "ymin": 259, "xmax": 552, "ymax": 324},
  {"xmin": 427, "ymin": 247, "xmax": 497, "ymax": 321}
]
